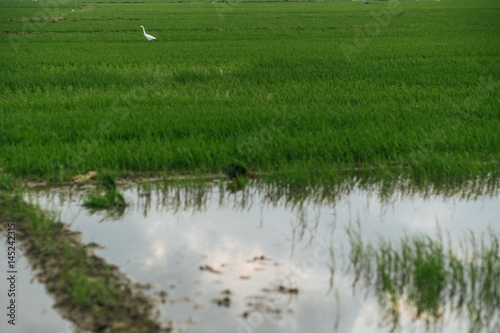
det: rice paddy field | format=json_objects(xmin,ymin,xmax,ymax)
[
  {"xmin": 0, "ymin": 0, "xmax": 499, "ymax": 183},
  {"xmin": 1, "ymin": 1, "xmax": 500, "ymax": 332}
]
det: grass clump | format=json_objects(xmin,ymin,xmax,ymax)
[{"xmin": 83, "ymin": 171, "xmax": 127, "ymax": 209}]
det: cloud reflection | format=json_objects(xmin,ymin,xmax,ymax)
[{"xmin": 24, "ymin": 178, "xmax": 500, "ymax": 333}]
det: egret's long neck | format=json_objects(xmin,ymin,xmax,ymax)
[{"xmin": 141, "ymin": 26, "xmax": 146, "ymax": 34}]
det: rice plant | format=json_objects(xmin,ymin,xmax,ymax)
[
  {"xmin": 347, "ymin": 223, "xmax": 500, "ymax": 332},
  {"xmin": 83, "ymin": 171, "xmax": 127, "ymax": 209}
]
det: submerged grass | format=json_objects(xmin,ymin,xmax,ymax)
[
  {"xmin": 347, "ymin": 222, "xmax": 500, "ymax": 332},
  {"xmin": 0, "ymin": 0, "xmax": 499, "ymax": 184}
]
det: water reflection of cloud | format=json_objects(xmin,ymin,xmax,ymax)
[
  {"xmin": 23, "ymin": 181, "xmax": 500, "ymax": 333},
  {"xmin": 0, "ymin": 244, "xmax": 78, "ymax": 333}
]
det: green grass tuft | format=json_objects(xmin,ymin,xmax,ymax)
[{"xmin": 83, "ymin": 171, "xmax": 127, "ymax": 209}]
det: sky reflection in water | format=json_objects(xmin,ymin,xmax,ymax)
[{"xmin": 13, "ymin": 181, "xmax": 500, "ymax": 332}]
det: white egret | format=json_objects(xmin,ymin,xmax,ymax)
[{"xmin": 140, "ymin": 25, "xmax": 156, "ymax": 41}]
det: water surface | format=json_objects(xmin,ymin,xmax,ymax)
[
  {"xmin": 18, "ymin": 180, "xmax": 500, "ymax": 332},
  {"xmin": 0, "ymin": 243, "xmax": 80, "ymax": 333}
]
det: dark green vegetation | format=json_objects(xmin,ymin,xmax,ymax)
[
  {"xmin": 0, "ymin": 0, "xmax": 499, "ymax": 184},
  {"xmin": 347, "ymin": 223, "xmax": 500, "ymax": 332},
  {"xmin": 0, "ymin": 172, "xmax": 170, "ymax": 332}
]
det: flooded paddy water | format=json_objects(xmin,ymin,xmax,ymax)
[
  {"xmin": 0, "ymin": 244, "xmax": 80, "ymax": 333},
  {"xmin": 3, "ymin": 179, "xmax": 499, "ymax": 333}
]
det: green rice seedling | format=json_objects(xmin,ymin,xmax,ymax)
[
  {"xmin": 83, "ymin": 191, "xmax": 125, "ymax": 209},
  {"xmin": 96, "ymin": 171, "xmax": 118, "ymax": 191},
  {"xmin": 346, "ymin": 224, "xmax": 500, "ymax": 331},
  {"xmin": 138, "ymin": 179, "xmax": 154, "ymax": 197},
  {"xmin": 83, "ymin": 171, "xmax": 127, "ymax": 209}
]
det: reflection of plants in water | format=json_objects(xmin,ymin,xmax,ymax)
[
  {"xmin": 289, "ymin": 204, "xmax": 322, "ymax": 256},
  {"xmin": 88, "ymin": 176, "xmax": 500, "ymax": 219},
  {"xmin": 254, "ymin": 176, "xmax": 500, "ymax": 212},
  {"xmin": 347, "ymin": 223, "xmax": 500, "ymax": 332},
  {"xmin": 226, "ymin": 176, "xmax": 250, "ymax": 193},
  {"xmin": 156, "ymin": 178, "xmax": 214, "ymax": 213}
]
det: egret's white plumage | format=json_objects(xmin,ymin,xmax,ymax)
[{"xmin": 140, "ymin": 25, "xmax": 156, "ymax": 41}]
